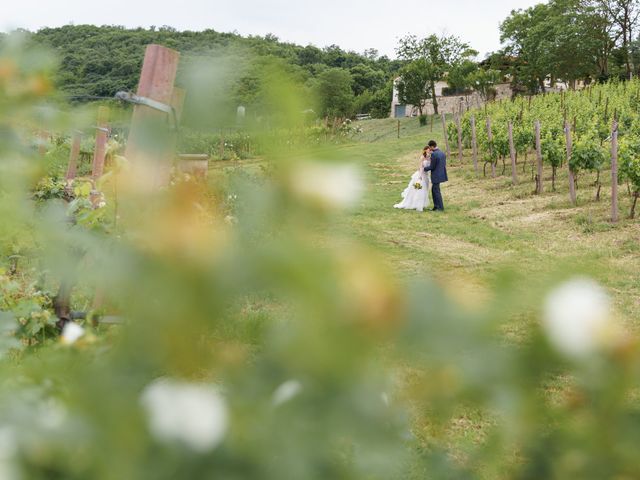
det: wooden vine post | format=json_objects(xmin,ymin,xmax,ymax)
[
  {"xmin": 456, "ymin": 114, "xmax": 463, "ymax": 163},
  {"xmin": 611, "ymin": 117, "xmax": 619, "ymax": 223},
  {"xmin": 91, "ymin": 106, "xmax": 110, "ymax": 179},
  {"xmin": 125, "ymin": 44, "xmax": 180, "ymax": 188},
  {"xmin": 535, "ymin": 120, "xmax": 543, "ymax": 194},
  {"xmin": 486, "ymin": 117, "xmax": 496, "ymax": 177},
  {"xmin": 508, "ymin": 121, "xmax": 518, "ymax": 184},
  {"xmin": 471, "ymin": 115, "xmax": 479, "ymax": 176},
  {"xmin": 38, "ymin": 130, "xmax": 49, "ymax": 156},
  {"xmin": 90, "ymin": 107, "xmax": 110, "ymax": 207},
  {"xmin": 65, "ymin": 131, "xmax": 82, "ymax": 183},
  {"xmin": 441, "ymin": 113, "xmax": 451, "ymax": 159},
  {"xmin": 565, "ymin": 120, "xmax": 577, "ymax": 205}
]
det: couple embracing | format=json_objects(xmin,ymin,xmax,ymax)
[{"xmin": 394, "ymin": 140, "xmax": 448, "ymax": 213}]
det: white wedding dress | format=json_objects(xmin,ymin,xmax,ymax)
[{"xmin": 394, "ymin": 160, "xmax": 430, "ymax": 212}]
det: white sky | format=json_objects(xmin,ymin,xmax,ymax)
[{"xmin": 2, "ymin": 0, "xmax": 542, "ymax": 59}]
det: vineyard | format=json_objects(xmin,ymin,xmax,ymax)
[
  {"xmin": 4, "ymin": 27, "xmax": 640, "ymax": 480},
  {"xmin": 444, "ymin": 81, "xmax": 640, "ymax": 221}
]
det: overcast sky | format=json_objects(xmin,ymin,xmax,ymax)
[{"xmin": 2, "ymin": 0, "xmax": 542, "ymax": 59}]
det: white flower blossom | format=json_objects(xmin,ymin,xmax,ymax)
[
  {"xmin": 0, "ymin": 428, "xmax": 19, "ymax": 480},
  {"xmin": 543, "ymin": 278, "xmax": 613, "ymax": 358},
  {"xmin": 272, "ymin": 380, "xmax": 303, "ymax": 406},
  {"xmin": 61, "ymin": 322, "xmax": 85, "ymax": 345},
  {"xmin": 291, "ymin": 162, "xmax": 363, "ymax": 209},
  {"xmin": 140, "ymin": 379, "xmax": 228, "ymax": 453}
]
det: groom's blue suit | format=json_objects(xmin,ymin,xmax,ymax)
[{"xmin": 424, "ymin": 148, "xmax": 448, "ymax": 211}]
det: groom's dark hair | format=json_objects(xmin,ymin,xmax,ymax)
[{"xmin": 428, "ymin": 140, "xmax": 437, "ymax": 148}]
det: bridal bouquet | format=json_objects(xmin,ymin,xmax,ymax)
[{"xmin": 413, "ymin": 182, "xmax": 423, "ymax": 190}]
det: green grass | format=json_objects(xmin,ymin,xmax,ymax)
[{"xmin": 333, "ymin": 116, "xmax": 640, "ymax": 329}]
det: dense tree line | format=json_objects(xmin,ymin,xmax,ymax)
[
  {"xmin": 12, "ymin": 25, "xmax": 400, "ymax": 119},
  {"xmin": 7, "ymin": 0, "xmax": 640, "ymax": 124},
  {"xmin": 496, "ymin": 0, "xmax": 640, "ymax": 93}
]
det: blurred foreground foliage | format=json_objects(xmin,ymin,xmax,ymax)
[{"xmin": 1, "ymin": 35, "xmax": 640, "ymax": 480}]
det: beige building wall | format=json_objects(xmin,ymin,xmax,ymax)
[{"xmin": 391, "ymin": 80, "xmax": 514, "ymax": 117}]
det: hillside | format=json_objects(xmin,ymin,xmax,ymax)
[{"xmin": 13, "ymin": 25, "xmax": 399, "ymax": 118}]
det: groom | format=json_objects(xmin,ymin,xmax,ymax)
[{"xmin": 424, "ymin": 140, "xmax": 448, "ymax": 211}]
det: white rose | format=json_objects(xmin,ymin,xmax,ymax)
[
  {"xmin": 291, "ymin": 162, "xmax": 363, "ymax": 209},
  {"xmin": 0, "ymin": 428, "xmax": 19, "ymax": 480},
  {"xmin": 140, "ymin": 379, "xmax": 228, "ymax": 453},
  {"xmin": 543, "ymin": 278, "xmax": 613, "ymax": 358},
  {"xmin": 272, "ymin": 380, "xmax": 303, "ymax": 407},
  {"xmin": 61, "ymin": 322, "xmax": 85, "ymax": 345}
]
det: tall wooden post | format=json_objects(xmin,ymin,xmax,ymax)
[
  {"xmin": 456, "ymin": 114, "xmax": 463, "ymax": 162},
  {"xmin": 441, "ymin": 113, "xmax": 451, "ymax": 159},
  {"xmin": 397, "ymin": 120, "xmax": 400, "ymax": 139},
  {"xmin": 65, "ymin": 131, "xmax": 82, "ymax": 182},
  {"xmin": 535, "ymin": 120, "xmax": 543, "ymax": 194},
  {"xmin": 611, "ymin": 118, "xmax": 619, "ymax": 222},
  {"xmin": 38, "ymin": 130, "xmax": 48, "ymax": 156},
  {"xmin": 125, "ymin": 44, "xmax": 180, "ymax": 188},
  {"xmin": 91, "ymin": 106, "xmax": 109, "ymax": 179},
  {"xmin": 508, "ymin": 121, "xmax": 518, "ymax": 184},
  {"xmin": 486, "ymin": 117, "xmax": 495, "ymax": 177},
  {"xmin": 471, "ymin": 115, "xmax": 479, "ymax": 176},
  {"xmin": 171, "ymin": 87, "xmax": 186, "ymax": 123},
  {"xmin": 565, "ymin": 121, "xmax": 576, "ymax": 205}
]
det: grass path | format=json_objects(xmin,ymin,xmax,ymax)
[{"xmin": 336, "ymin": 118, "xmax": 640, "ymax": 328}]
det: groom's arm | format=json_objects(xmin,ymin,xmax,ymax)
[{"xmin": 424, "ymin": 155, "xmax": 438, "ymax": 172}]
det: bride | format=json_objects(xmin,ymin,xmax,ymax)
[{"xmin": 394, "ymin": 147, "xmax": 431, "ymax": 212}]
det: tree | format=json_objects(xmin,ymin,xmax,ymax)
[
  {"xmin": 469, "ymin": 68, "xmax": 503, "ymax": 101},
  {"xmin": 369, "ymin": 81, "xmax": 393, "ymax": 118},
  {"xmin": 396, "ymin": 34, "xmax": 477, "ymax": 114},
  {"xmin": 586, "ymin": 0, "xmax": 640, "ymax": 79},
  {"xmin": 395, "ymin": 59, "xmax": 432, "ymax": 115},
  {"xmin": 349, "ymin": 64, "xmax": 385, "ymax": 96},
  {"xmin": 500, "ymin": 0, "xmax": 635, "ymax": 89},
  {"xmin": 446, "ymin": 60, "xmax": 478, "ymax": 94},
  {"xmin": 314, "ymin": 68, "xmax": 354, "ymax": 118}
]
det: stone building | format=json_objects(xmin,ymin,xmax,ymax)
[{"xmin": 390, "ymin": 78, "xmax": 514, "ymax": 118}]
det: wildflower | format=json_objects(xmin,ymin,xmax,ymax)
[
  {"xmin": 61, "ymin": 322, "xmax": 85, "ymax": 345},
  {"xmin": 272, "ymin": 380, "xmax": 303, "ymax": 406},
  {"xmin": 140, "ymin": 379, "xmax": 228, "ymax": 453},
  {"xmin": 543, "ymin": 278, "xmax": 613, "ymax": 358}
]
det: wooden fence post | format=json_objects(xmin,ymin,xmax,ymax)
[
  {"xmin": 38, "ymin": 130, "xmax": 49, "ymax": 156},
  {"xmin": 65, "ymin": 131, "xmax": 82, "ymax": 182},
  {"xmin": 397, "ymin": 120, "xmax": 400, "ymax": 139},
  {"xmin": 508, "ymin": 121, "xmax": 517, "ymax": 184},
  {"xmin": 565, "ymin": 120, "xmax": 576, "ymax": 205},
  {"xmin": 456, "ymin": 114, "xmax": 463, "ymax": 163},
  {"xmin": 91, "ymin": 106, "xmax": 109, "ymax": 180},
  {"xmin": 441, "ymin": 113, "xmax": 451, "ymax": 159},
  {"xmin": 486, "ymin": 117, "xmax": 496, "ymax": 177},
  {"xmin": 471, "ymin": 115, "xmax": 479, "ymax": 177},
  {"xmin": 125, "ymin": 44, "xmax": 180, "ymax": 188},
  {"xmin": 611, "ymin": 118, "xmax": 619, "ymax": 222},
  {"xmin": 535, "ymin": 120, "xmax": 543, "ymax": 194}
]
